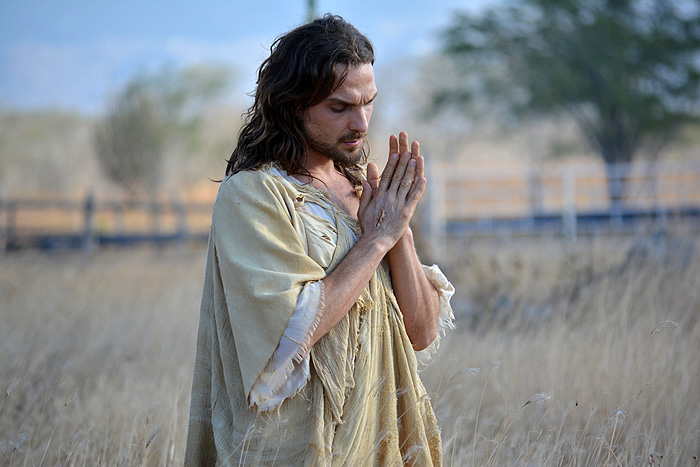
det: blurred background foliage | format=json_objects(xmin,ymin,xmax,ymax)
[
  {"xmin": 436, "ymin": 0, "xmax": 700, "ymax": 203},
  {"xmin": 0, "ymin": 64, "xmax": 240, "ymax": 197},
  {"xmin": 93, "ymin": 64, "xmax": 232, "ymax": 195},
  {"xmin": 0, "ymin": 0, "xmax": 698, "ymax": 199}
]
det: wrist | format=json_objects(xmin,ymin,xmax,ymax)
[
  {"xmin": 356, "ymin": 232, "xmax": 394, "ymax": 260},
  {"xmin": 390, "ymin": 227, "xmax": 414, "ymax": 251},
  {"xmin": 401, "ymin": 226, "xmax": 414, "ymax": 243}
]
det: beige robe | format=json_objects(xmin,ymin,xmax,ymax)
[{"xmin": 185, "ymin": 166, "xmax": 446, "ymax": 466}]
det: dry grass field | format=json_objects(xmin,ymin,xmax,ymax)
[{"xmin": 1, "ymin": 232, "xmax": 699, "ymax": 466}]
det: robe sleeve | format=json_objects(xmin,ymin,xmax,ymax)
[
  {"xmin": 249, "ymin": 280, "xmax": 324, "ymax": 410},
  {"xmin": 415, "ymin": 264, "xmax": 456, "ymax": 365},
  {"xmin": 212, "ymin": 170, "xmax": 327, "ymax": 401}
]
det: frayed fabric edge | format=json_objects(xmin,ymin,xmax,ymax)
[
  {"xmin": 249, "ymin": 280, "xmax": 325, "ymax": 412},
  {"xmin": 298, "ymin": 279, "xmax": 324, "ymax": 362},
  {"xmin": 416, "ymin": 264, "xmax": 456, "ymax": 367}
]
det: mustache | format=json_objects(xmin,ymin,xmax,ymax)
[{"xmin": 340, "ymin": 132, "xmax": 366, "ymax": 142}]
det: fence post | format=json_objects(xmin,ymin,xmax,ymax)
[
  {"xmin": 1, "ymin": 199, "xmax": 8, "ymax": 252},
  {"xmin": 609, "ymin": 163, "xmax": 625, "ymax": 228},
  {"xmin": 149, "ymin": 198, "xmax": 162, "ymax": 242},
  {"xmin": 0, "ymin": 198, "xmax": 4, "ymax": 253},
  {"xmin": 562, "ymin": 168, "xmax": 577, "ymax": 242},
  {"xmin": 172, "ymin": 190, "xmax": 188, "ymax": 243},
  {"xmin": 114, "ymin": 200, "xmax": 125, "ymax": 235},
  {"xmin": 647, "ymin": 160, "xmax": 666, "ymax": 227},
  {"xmin": 426, "ymin": 160, "xmax": 446, "ymax": 261},
  {"xmin": 5, "ymin": 200, "xmax": 18, "ymax": 251},
  {"xmin": 83, "ymin": 192, "xmax": 96, "ymax": 253},
  {"xmin": 528, "ymin": 168, "xmax": 543, "ymax": 230}
]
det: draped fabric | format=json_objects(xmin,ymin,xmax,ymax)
[{"xmin": 185, "ymin": 166, "xmax": 450, "ymax": 466}]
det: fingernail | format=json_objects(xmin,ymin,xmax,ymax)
[{"xmin": 409, "ymin": 160, "xmax": 416, "ymax": 167}]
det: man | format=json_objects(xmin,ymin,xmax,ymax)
[{"xmin": 186, "ymin": 14, "xmax": 454, "ymax": 466}]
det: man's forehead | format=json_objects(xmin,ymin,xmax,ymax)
[
  {"xmin": 328, "ymin": 63, "xmax": 377, "ymax": 101},
  {"xmin": 332, "ymin": 62, "xmax": 374, "ymax": 78}
]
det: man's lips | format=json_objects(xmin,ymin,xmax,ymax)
[{"xmin": 341, "ymin": 134, "xmax": 366, "ymax": 147}]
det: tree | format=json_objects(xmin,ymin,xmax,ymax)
[
  {"xmin": 94, "ymin": 84, "xmax": 164, "ymax": 195},
  {"xmin": 438, "ymin": 0, "xmax": 700, "ymax": 207},
  {"xmin": 94, "ymin": 64, "xmax": 231, "ymax": 195},
  {"xmin": 306, "ymin": 0, "xmax": 318, "ymax": 22}
]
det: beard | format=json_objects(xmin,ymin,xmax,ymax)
[{"xmin": 301, "ymin": 119, "xmax": 366, "ymax": 169}]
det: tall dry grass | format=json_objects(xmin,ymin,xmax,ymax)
[
  {"xmin": 0, "ymin": 248, "xmax": 204, "ymax": 465},
  {"xmin": 426, "ymin": 232, "xmax": 700, "ymax": 466},
  {"xmin": 1, "ymin": 232, "xmax": 698, "ymax": 465}
]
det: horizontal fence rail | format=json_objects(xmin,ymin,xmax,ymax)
[
  {"xmin": 423, "ymin": 159, "xmax": 700, "ymax": 254},
  {"xmin": 2, "ymin": 160, "xmax": 700, "ymax": 252},
  {"xmin": 0, "ymin": 193, "xmax": 214, "ymax": 252}
]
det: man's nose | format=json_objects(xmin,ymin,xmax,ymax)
[{"xmin": 349, "ymin": 108, "xmax": 370, "ymax": 133}]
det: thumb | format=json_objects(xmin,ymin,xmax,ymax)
[
  {"xmin": 367, "ymin": 162, "xmax": 380, "ymax": 191},
  {"xmin": 358, "ymin": 181, "xmax": 372, "ymax": 217}
]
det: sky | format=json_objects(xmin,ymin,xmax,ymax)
[{"xmin": 0, "ymin": 0, "xmax": 495, "ymax": 114}]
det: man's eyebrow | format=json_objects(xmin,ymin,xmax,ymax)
[{"xmin": 327, "ymin": 92, "xmax": 378, "ymax": 105}]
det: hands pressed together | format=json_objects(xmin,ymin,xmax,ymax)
[
  {"xmin": 309, "ymin": 131, "xmax": 438, "ymax": 350},
  {"xmin": 358, "ymin": 131, "xmax": 426, "ymax": 250}
]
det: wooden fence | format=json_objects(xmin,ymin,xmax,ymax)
[
  {"xmin": 0, "ymin": 193, "xmax": 213, "ymax": 252},
  {"xmin": 2, "ymin": 160, "xmax": 700, "ymax": 252},
  {"xmin": 422, "ymin": 159, "xmax": 700, "ymax": 255}
]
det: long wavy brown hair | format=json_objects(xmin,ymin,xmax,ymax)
[{"xmin": 224, "ymin": 14, "xmax": 375, "ymax": 186}]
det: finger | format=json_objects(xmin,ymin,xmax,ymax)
[
  {"xmin": 407, "ymin": 176, "xmax": 427, "ymax": 206},
  {"xmin": 415, "ymin": 155, "xmax": 425, "ymax": 182},
  {"xmin": 397, "ymin": 158, "xmax": 417, "ymax": 201},
  {"xmin": 411, "ymin": 140, "xmax": 420, "ymax": 160},
  {"xmin": 358, "ymin": 181, "xmax": 372, "ymax": 218},
  {"xmin": 378, "ymin": 152, "xmax": 399, "ymax": 192},
  {"xmin": 367, "ymin": 162, "xmax": 380, "ymax": 191},
  {"xmin": 389, "ymin": 134, "xmax": 399, "ymax": 159},
  {"xmin": 390, "ymin": 152, "xmax": 412, "ymax": 194},
  {"xmin": 399, "ymin": 131, "xmax": 409, "ymax": 156}
]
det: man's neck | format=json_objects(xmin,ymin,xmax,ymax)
[
  {"xmin": 295, "ymin": 151, "xmax": 360, "ymax": 218},
  {"xmin": 303, "ymin": 151, "xmax": 339, "ymax": 181}
]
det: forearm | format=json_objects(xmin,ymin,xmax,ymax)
[
  {"xmin": 307, "ymin": 234, "xmax": 391, "ymax": 348},
  {"xmin": 307, "ymin": 134, "xmax": 429, "ymax": 348},
  {"xmin": 388, "ymin": 228, "xmax": 440, "ymax": 350}
]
